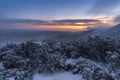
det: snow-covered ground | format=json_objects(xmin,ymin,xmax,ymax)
[
  {"xmin": 33, "ymin": 72, "xmax": 84, "ymax": 80},
  {"xmin": 0, "ymin": 42, "xmax": 7, "ymax": 48},
  {"xmin": 0, "ymin": 42, "xmax": 22, "ymax": 48}
]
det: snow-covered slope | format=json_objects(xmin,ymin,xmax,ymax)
[{"xmin": 101, "ymin": 24, "xmax": 120, "ymax": 38}]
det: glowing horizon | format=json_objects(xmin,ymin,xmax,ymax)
[{"xmin": 34, "ymin": 25, "xmax": 88, "ymax": 31}]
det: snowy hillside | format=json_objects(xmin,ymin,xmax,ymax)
[{"xmin": 101, "ymin": 24, "xmax": 120, "ymax": 38}]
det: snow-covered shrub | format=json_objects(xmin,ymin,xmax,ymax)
[
  {"xmin": 0, "ymin": 62, "xmax": 5, "ymax": 70},
  {"xmin": 16, "ymin": 41, "xmax": 61, "ymax": 73},
  {"xmin": 105, "ymin": 51, "xmax": 120, "ymax": 62},
  {"xmin": 0, "ymin": 69, "xmax": 31, "ymax": 80},
  {"xmin": 0, "ymin": 43, "xmax": 18, "ymax": 53},
  {"xmin": 0, "ymin": 37, "xmax": 120, "ymax": 80}
]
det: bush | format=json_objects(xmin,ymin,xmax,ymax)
[{"xmin": 0, "ymin": 37, "xmax": 120, "ymax": 80}]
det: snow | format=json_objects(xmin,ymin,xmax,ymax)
[
  {"xmin": 65, "ymin": 59, "xmax": 76, "ymax": 66},
  {"xmin": 0, "ymin": 62, "xmax": 5, "ymax": 70},
  {"xmin": 33, "ymin": 72, "xmax": 84, "ymax": 80},
  {"xmin": 0, "ymin": 42, "xmax": 7, "ymax": 48},
  {"xmin": 8, "ymin": 77, "xmax": 15, "ymax": 80},
  {"xmin": 0, "ymin": 42, "xmax": 21, "ymax": 48},
  {"xmin": 101, "ymin": 24, "xmax": 120, "ymax": 38}
]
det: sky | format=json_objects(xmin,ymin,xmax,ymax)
[{"xmin": 0, "ymin": 0, "xmax": 120, "ymax": 31}]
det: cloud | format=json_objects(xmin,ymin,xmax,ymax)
[
  {"xmin": 51, "ymin": 19, "xmax": 101, "ymax": 26},
  {"xmin": 88, "ymin": 0, "xmax": 120, "ymax": 14},
  {"xmin": 0, "ymin": 19, "xmax": 48, "ymax": 29},
  {"xmin": 53, "ymin": 19, "xmax": 99, "ymax": 23},
  {"xmin": 0, "ymin": 19, "xmax": 48, "ymax": 25},
  {"xmin": 0, "ymin": 18, "xmax": 103, "ymax": 30}
]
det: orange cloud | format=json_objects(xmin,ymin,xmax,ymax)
[{"xmin": 35, "ymin": 25, "xmax": 88, "ymax": 31}]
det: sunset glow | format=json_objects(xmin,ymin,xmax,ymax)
[
  {"xmin": 100, "ymin": 19, "xmax": 116, "ymax": 26},
  {"xmin": 35, "ymin": 25, "xmax": 88, "ymax": 31}
]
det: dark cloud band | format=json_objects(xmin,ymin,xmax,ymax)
[{"xmin": 0, "ymin": 19, "xmax": 101, "ymax": 27}]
